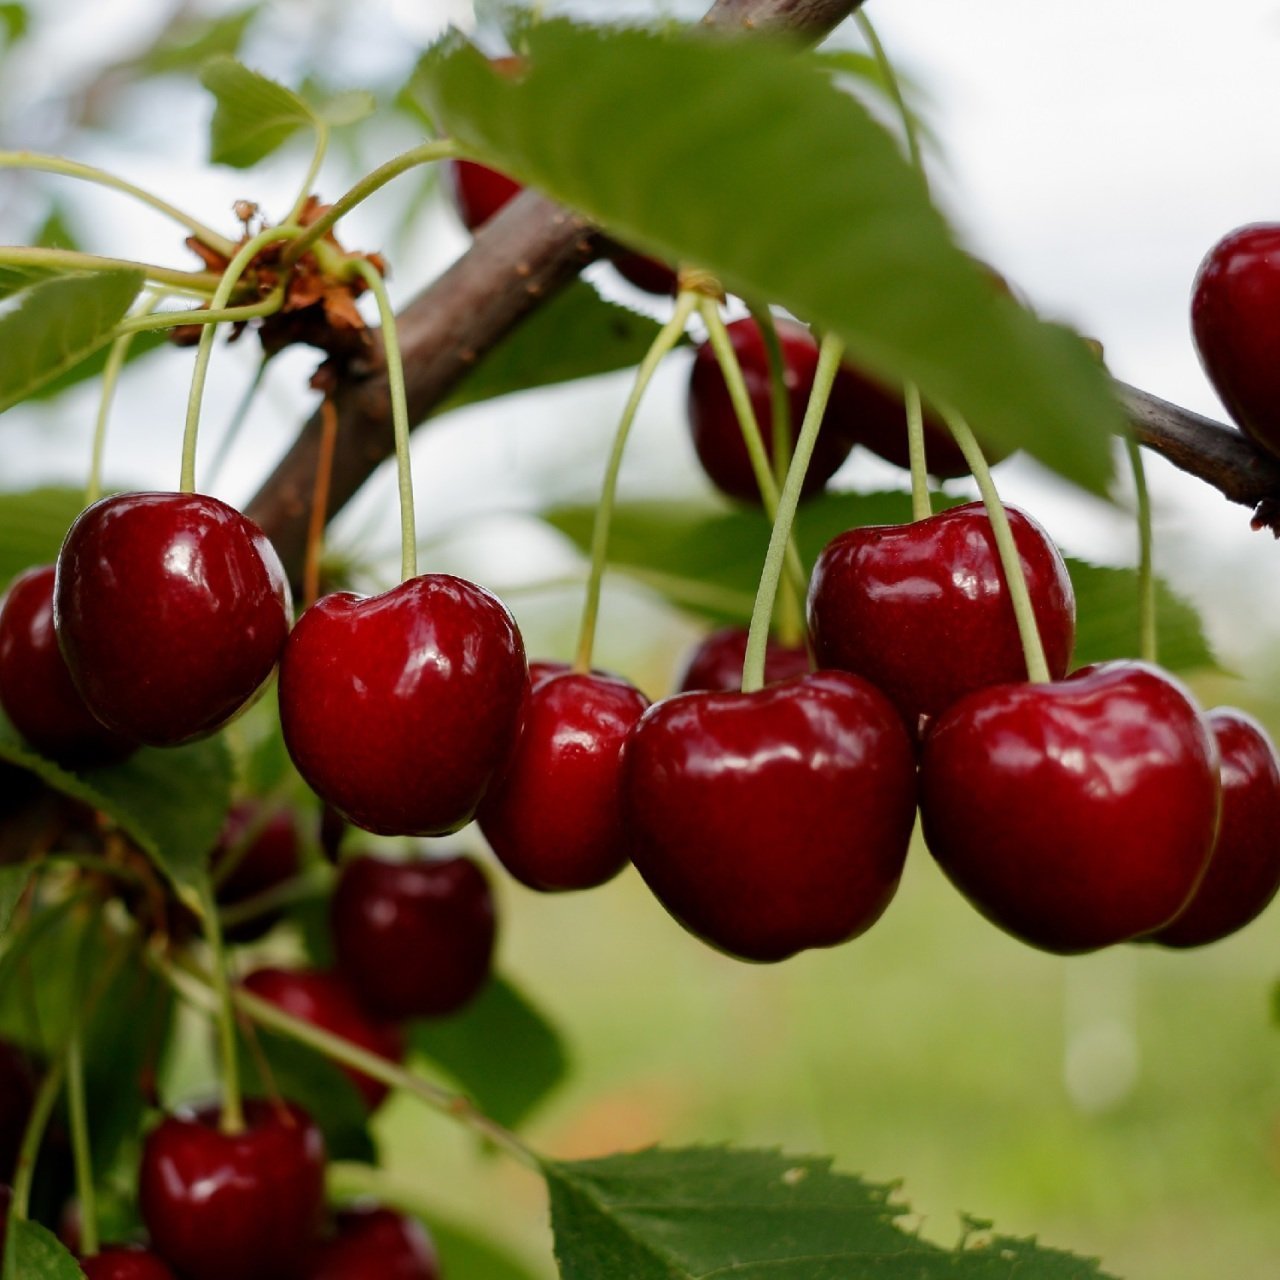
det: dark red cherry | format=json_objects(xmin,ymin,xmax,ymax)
[
  {"xmin": 1190, "ymin": 223, "xmax": 1280, "ymax": 458},
  {"xmin": 304, "ymin": 1206, "xmax": 439, "ymax": 1280},
  {"xmin": 1151, "ymin": 707, "xmax": 1280, "ymax": 947},
  {"xmin": 920, "ymin": 661, "xmax": 1221, "ymax": 954},
  {"xmin": 279, "ymin": 575, "xmax": 527, "ymax": 837},
  {"xmin": 808, "ymin": 502, "xmax": 1075, "ymax": 737},
  {"xmin": 54, "ymin": 493, "xmax": 290, "ymax": 747},
  {"xmin": 212, "ymin": 803, "xmax": 303, "ymax": 943},
  {"xmin": 686, "ymin": 317, "xmax": 855, "ymax": 504},
  {"xmin": 330, "ymin": 853, "xmax": 495, "ymax": 1019},
  {"xmin": 479, "ymin": 670, "xmax": 649, "ymax": 891},
  {"xmin": 621, "ymin": 671, "xmax": 917, "ymax": 962},
  {"xmin": 445, "ymin": 159, "xmax": 524, "ymax": 232},
  {"xmin": 241, "ymin": 968, "xmax": 404, "ymax": 1109},
  {"xmin": 80, "ymin": 1246, "xmax": 177, "ymax": 1279},
  {"xmin": 675, "ymin": 625, "xmax": 809, "ymax": 693},
  {"xmin": 137, "ymin": 1099, "xmax": 325, "ymax": 1280},
  {"xmin": 609, "ymin": 250, "xmax": 679, "ymax": 296},
  {"xmin": 0, "ymin": 566, "xmax": 136, "ymax": 767},
  {"xmin": 0, "ymin": 1039, "xmax": 35, "ymax": 1182}
]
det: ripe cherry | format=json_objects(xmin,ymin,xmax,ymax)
[
  {"xmin": 445, "ymin": 159, "xmax": 523, "ymax": 232},
  {"xmin": 212, "ymin": 803, "xmax": 303, "ymax": 943},
  {"xmin": 686, "ymin": 317, "xmax": 855, "ymax": 504},
  {"xmin": 675, "ymin": 625, "xmax": 809, "ymax": 693},
  {"xmin": 1190, "ymin": 223, "xmax": 1280, "ymax": 458},
  {"xmin": 304, "ymin": 1206, "xmax": 440, "ymax": 1280},
  {"xmin": 0, "ymin": 566, "xmax": 136, "ymax": 767},
  {"xmin": 621, "ymin": 672, "xmax": 917, "ymax": 962},
  {"xmin": 79, "ymin": 1246, "xmax": 177, "ymax": 1279},
  {"xmin": 330, "ymin": 853, "xmax": 496, "ymax": 1019},
  {"xmin": 479, "ymin": 669, "xmax": 649, "ymax": 891},
  {"xmin": 279, "ymin": 575, "xmax": 528, "ymax": 837},
  {"xmin": 1150, "ymin": 707, "xmax": 1280, "ymax": 948},
  {"xmin": 54, "ymin": 493, "xmax": 290, "ymax": 747},
  {"xmin": 920, "ymin": 661, "xmax": 1221, "ymax": 953},
  {"xmin": 241, "ymin": 968, "xmax": 404, "ymax": 1109},
  {"xmin": 137, "ymin": 1099, "xmax": 325, "ymax": 1280},
  {"xmin": 808, "ymin": 502, "xmax": 1075, "ymax": 737}
]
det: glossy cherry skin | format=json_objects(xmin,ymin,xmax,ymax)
[
  {"xmin": 675, "ymin": 625, "xmax": 809, "ymax": 694},
  {"xmin": 54, "ymin": 493, "xmax": 291, "ymax": 747},
  {"xmin": 241, "ymin": 968, "xmax": 404, "ymax": 1109},
  {"xmin": 1191, "ymin": 223, "xmax": 1280, "ymax": 458},
  {"xmin": 920, "ymin": 661, "xmax": 1221, "ymax": 954},
  {"xmin": 808, "ymin": 502, "xmax": 1075, "ymax": 737},
  {"xmin": 330, "ymin": 853, "xmax": 496, "ymax": 1020},
  {"xmin": 0, "ymin": 566, "xmax": 136, "ymax": 767},
  {"xmin": 686, "ymin": 317, "xmax": 856, "ymax": 504},
  {"xmin": 445, "ymin": 158, "xmax": 524, "ymax": 231},
  {"xmin": 279, "ymin": 575, "xmax": 528, "ymax": 837},
  {"xmin": 1150, "ymin": 707, "xmax": 1280, "ymax": 947},
  {"xmin": 137, "ymin": 1099, "xmax": 326, "ymax": 1280},
  {"xmin": 621, "ymin": 671, "xmax": 918, "ymax": 962},
  {"xmin": 304, "ymin": 1206, "xmax": 440, "ymax": 1280},
  {"xmin": 212, "ymin": 803, "xmax": 303, "ymax": 943},
  {"xmin": 479, "ymin": 670, "xmax": 649, "ymax": 891},
  {"xmin": 79, "ymin": 1246, "xmax": 177, "ymax": 1279},
  {"xmin": 609, "ymin": 249, "xmax": 679, "ymax": 296}
]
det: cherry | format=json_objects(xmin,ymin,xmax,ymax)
[
  {"xmin": 1150, "ymin": 707, "xmax": 1280, "ymax": 948},
  {"xmin": 0, "ymin": 1038, "xmax": 35, "ymax": 1182},
  {"xmin": 621, "ymin": 671, "xmax": 917, "ymax": 962},
  {"xmin": 807, "ymin": 502, "xmax": 1075, "ymax": 737},
  {"xmin": 330, "ymin": 853, "xmax": 496, "ymax": 1019},
  {"xmin": 54, "ymin": 493, "xmax": 291, "ymax": 748},
  {"xmin": 687, "ymin": 317, "xmax": 855, "ymax": 504},
  {"xmin": 79, "ymin": 1246, "xmax": 177, "ymax": 1279},
  {"xmin": 0, "ymin": 566, "xmax": 136, "ymax": 767},
  {"xmin": 675, "ymin": 625, "xmax": 809, "ymax": 693},
  {"xmin": 304, "ymin": 1206, "xmax": 439, "ymax": 1280},
  {"xmin": 608, "ymin": 249, "xmax": 680, "ymax": 297},
  {"xmin": 445, "ymin": 158, "xmax": 523, "ymax": 232},
  {"xmin": 279, "ymin": 575, "xmax": 528, "ymax": 837},
  {"xmin": 137, "ymin": 1099, "xmax": 325, "ymax": 1280},
  {"xmin": 1190, "ymin": 223, "xmax": 1280, "ymax": 459},
  {"xmin": 479, "ymin": 670, "xmax": 649, "ymax": 891},
  {"xmin": 920, "ymin": 661, "xmax": 1221, "ymax": 954},
  {"xmin": 212, "ymin": 803, "xmax": 303, "ymax": 943},
  {"xmin": 241, "ymin": 968, "xmax": 404, "ymax": 1109}
]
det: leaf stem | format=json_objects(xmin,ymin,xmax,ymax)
[
  {"xmin": 116, "ymin": 288, "xmax": 285, "ymax": 337},
  {"xmin": 0, "ymin": 246, "xmax": 221, "ymax": 295},
  {"xmin": 742, "ymin": 334, "xmax": 844, "ymax": 692},
  {"xmin": 197, "ymin": 877, "xmax": 245, "ymax": 1135},
  {"xmin": 0, "ymin": 152, "xmax": 238, "ymax": 256},
  {"xmin": 573, "ymin": 291, "xmax": 698, "ymax": 673},
  {"xmin": 940, "ymin": 408, "xmax": 1051, "ymax": 683},
  {"xmin": 285, "ymin": 123, "xmax": 330, "ymax": 229},
  {"xmin": 1126, "ymin": 435, "xmax": 1157, "ymax": 665},
  {"xmin": 905, "ymin": 382, "xmax": 932, "ymax": 522},
  {"xmin": 9, "ymin": 1056, "xmax": 66, "ymax": 1221}
]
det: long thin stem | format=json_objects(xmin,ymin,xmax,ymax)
[
  {"xmin": 180, "ymin": 226, "xmax": 301, "ymax": 494},
  {"xmin": 350, "ymin": 258, "xmax": 417, "ymax": 581},
  {"xmin": 197, "ymin": 878, "xmax": 244, "ymax": 1135},
  {"xmin": 0, "ymin": 152, "xmax": 237, "ymax": 256},
  {"xmin": 742, "ymin": 334, "xmax": 845, "ymax": 692},
  {"xmin": 10, "ymin": 1057, "xmax": 66, "ymax": 1220},
  {"xmin": 905, "ymin": 382, "xmax": 932, "ymax": 522},
  {"xmin": 1126, "ymin": 435, "xmax": 1157, "ymax": 664},
  {"xmin": 0, "ymin": 246, "xmax": 222, "ymax": 295},
  {"xmin": 65, "ymin": 1024, "xmax": 98, "ymax": 1256},
  {"xmin": 285, "ymin": 124, "xmax": 330, "ymax": 228},
  {"xmin": 855, "ymin": 12, "xmax": 926, "ymax": 184},
  {"xmin": 573, "ymin": 291, "xmax": 699, "ymax": 672},
  {"xmin": 116, "ymin": 288, "xmax": 284, "ymax": 337},
  {"xmin": 940, "ymin": 408, "xmax": 1051, "ymax": 683}
]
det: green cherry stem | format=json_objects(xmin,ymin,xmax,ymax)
[
  {"xmin": 350, "ymin": 258, "xmax": 417, "ymax": 582},
  {"xmin": 742, "ymin": 333, "xmax": 844, "ymax": 693},
  {"xmin": 284, "ymin": 122, "xmax": 331, "ymax": 229},
  {"xmin": 573, "ymin": 290, "xmax": 699, "ymax": 673},
  {"xmin": 905, "ymin": 382, "xmax": 932, "ymax": 522},
  {"xmin": 0, "ymin": 246, "xmax": 222, "ymax": 296},
  {"xmin": 116, "ymin": 287, "xmax": 285, "ymax": 338},
  {"xmin": 180, "ymin": 225, "xmax": 302, "ymax": 494},
  {"xmin": 65, "ymin": 1022, "xmax": 98, "ymax": 1256},
  {"xmin": 9, "ymin": 1056, "xmax": 66, "ymax": 1222},
  {"xmin": 855, "ymin": 12, "xmax": 926, "ymax": 184},
  {"xmin": 0, "ymin": 152, "xmax": 238, "ymax": 257},
  {"xmin": 940, "ymin": 407, "xmax": 1051, "ymax": 683},
  {"xmin": 197, "ymin": 876, "xmax": 245, "ymax": 1135},
  {"xmin": 1126, "ymin": 435, "xmax": 1157, "ymax": 664}
]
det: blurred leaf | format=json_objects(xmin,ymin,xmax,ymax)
[
  {"xmin": 0, "ymin": 863, "xmax": 33, "ymax": 936},
  {"xmin": 0, "ymin": 709, "xmax": 232, "ymax": 894},
  {"xmin": 429, "ymin": 1216, "xmax": 542, "ymax": 1280},
  {"xmin": 544, "ymin": 1146, "xmax": 1119, "ymax": 1279},
  {"xmin": 27, "ymin": 329, "xmax": 168, "ymax": 403},
  {"xmin": 0, "ymin": 487, "xmax": 83, "ymax": 590},
  {"xmin": 810, "ymin": 48, "xmax": 939, "ymax": 154},
  {"xmin": 0, "ymin": 263, "xmax": 63, "ymax": 301},
  {"xmin": 0, "ymin": 4, "xmax": 26, "ymax": 45},
  {"xmin": 33, "ymin": 204, "xmax": 81, "ymax": 251},
  {"xmin": 201, "ymin": 56, "xmax": 316, "ymax": 168},
  {"xmin": 437, "ymin": 281, "xmax": 672, "ymax": 417},
  {"xmin": 415, "ymin": 22, "xmax": 1123, "ymax": 492},
  {"xmin": 0, "ymin": 899, "xmax": 94, "ymax": 1056},
  {"xmin": 136, "ymin": 6, "xmax": 259, "ymax": 75},
  {"xmin": 0, "ymin": 270, "xmax": 143, "ymax": 413},
  {"xmin": 407, "ymin": 975, "xmax": 567, "ymax": 1129},
  {"xmin": 318, "ymin": 89, "xmax": 377, "ymax": 128},
  {"xmin": 2, "ymin": 1219, "xmax": 81, "ymax": 1280}
]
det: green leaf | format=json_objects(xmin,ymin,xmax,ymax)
[
  {"xmin": 0, "ymin": 4, "xmax": 26, "ymax": 45},
  {"xmin": 437, "ymin": 280, "xmax": 675, "ymax": 418},
  {"xmin": 544, "ymin": 1146, "xmax": 1119, "ymax": 1279},
  {"xmin": 0, "ymin": 487, "xmax": 83, "ymax": 591},
  {"xmin": 0, "ymin": 262, "xmax": 64, "ymax": 301},
  {"xmin": 0, "ymin": 709, "xmax": 232, "ymax": 895},
  {"xmin": 416, "ymin": 22, "xmax": 1123, "ymax": 492},
  {"xmin": 28, "ymin": 328, "xmax": 169, "ymax": 403},
  {"xmin": 0, "ymin": 270, "xmax": 143, "ymax": 414},
  {"xmin": 137, "ymin": 6, "xmax": 259, "ymax": 75},
  {"xmin": 0, "ymin": 863, "xmax": 33, "ymax": 937},
  {"xmin": 33, "ymin": 204, "xmax": 81, "ymax": 252},
  {"xmin": 3, "ymin": 1218, "xmax": 83, "ymax": 1280},
  {"xmin": 318, "ymin": 89, "xmax": 377, "ymax": 128},
  {"xmin": 407, "ymin": 976, "xmax": 567, "ymax": 1129},
  {"xmin": 201, "ymin": 55, "xmax": 317, "ymax": 168}
]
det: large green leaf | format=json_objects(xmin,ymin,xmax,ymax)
[
  {"xmin": 201, "ymin": 56, "xmax": 317, "ymax": 168},
  {"xmin": 0, "ymin": 269, "xmax": 143, "ymax": 414},
  {"xmin": 0, "ymin": 261, "xmax": 63, "ymax": 301},
  {"xmin": 2, "ymin": 1219, "xmax": 82, "ymax": 1280},
  {"xmin": 436, "ymin": 280, "xmax": 674, "ymax": 417},
  {"xmin": 407, "ymin": 975, "xmax": 568, "ymax": 1130},
  {"xmin": 0, "ymin": 486, "xmax": 83, "ymax": 591},
  {"xmin": 0, "ymin": 863, "xmax": 33, "ymax": 937},
  {"xmin": 136, "ymin": 6, "xmax": 260, "ymax": 76},
  {"xmin": 415, "ymin": 22, "xmax": 1123, "ymax": 492},
  {"xmin": 544, "ymin": 1147, "xmax": 1119, "ymax": 1279}
]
